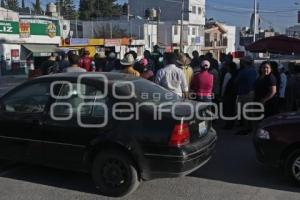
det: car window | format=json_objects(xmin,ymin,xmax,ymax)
[
  {"xmin": 1, "ymin": 82, "xmax": 50, "ymax": 113},
  {"xmin": 53, "ymin": 83, "xmax": 108, "ymax": 117}
]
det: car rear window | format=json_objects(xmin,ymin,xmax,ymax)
[{"xmin": 133, "ymin": 79, "xmax": 181, "ymax": 104}]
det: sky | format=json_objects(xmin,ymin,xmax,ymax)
[{"xmin": 25, "ymin": 0, "xmax": 300, "ymax": 33}]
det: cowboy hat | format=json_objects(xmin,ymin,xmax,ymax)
[
  {"xmin": 176, "ymin": 53, "xmax": 191, "ymax": 65},
  {"xmin": 121, "ymin": 54, "xmax": 135, "ymax": 66},
  {"xmin": 98, "ymin": 51, "xmax": 106, "ymax": 58}
]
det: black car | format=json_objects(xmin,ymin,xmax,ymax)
[
  {"xmin": 254, "ymin": 112, "xmax": 300, "ymax": 184},
  {"xmin": 0, "ymin": 73, "xmax": 217, "ymax": 197}
]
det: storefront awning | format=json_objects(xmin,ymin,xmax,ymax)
[{"xmin": 22, "ymin": 44, "xmax": 58, "ymax": 57}]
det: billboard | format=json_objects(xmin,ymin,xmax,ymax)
[{"xmin": 0, "ymin": 19, "xmax": 60, "ymax": 37}]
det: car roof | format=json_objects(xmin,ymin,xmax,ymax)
[{"xmin": 36, "ymin": 72, "xmax": 141, "ymax": 82}]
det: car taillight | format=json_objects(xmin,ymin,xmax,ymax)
[{"xmin": 168, "ymin": 123, "xmax": 190, "ymax": 147}]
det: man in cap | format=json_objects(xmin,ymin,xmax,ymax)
[
  {"xmin": 235, "ymin": 55, "xmax": 257, "ymax": 135},
  {"xmin": 121, "ymin": 54, "xmax": 140, "ymax": 77},
  {"xmin": 155, "ymin": 53, "xmax": 188, "ymax": 98},
  {"xmin": 190, "ymin": 60, "xmax": 214, "ymax": 102},
  {"xmin": 79, "ymin": 48, "xmax": 92, "ymax": 71}
]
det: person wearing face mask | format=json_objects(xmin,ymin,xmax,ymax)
[
  {"xmin": 254, "ymin": 61, "xmax": 277, "ymax": 118},
  {"xmin": 190, "ymin": 60, "xmax": 214, "ymax": 102}
]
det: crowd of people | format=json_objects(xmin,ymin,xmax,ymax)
[{"xmin": 40, "ymin": 46, "xmax": 300, "ymax": 134}]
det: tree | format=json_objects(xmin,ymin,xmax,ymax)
[
  {"xmin": 32, "ymin": 0, "xmax": 42, "ymax": 14},
  {"xmin": 57, "ymin": 0, "xmax": 77, "ymax": 20},
  {"xmin": 79, "ymin": 0, "xmax": 123, "ymax": 20},
  {"xmin": 21, "ymin": 0, "xmax": 25, "ymax": 9},
  {"xmin": 7, "ymin": 0, "xmax": 19, "ymax": 11},
  {"xmin": 95, "ymin": 23, "xmax": 128, "ymax": 38}
]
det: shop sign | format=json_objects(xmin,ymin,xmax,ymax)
[
  {"xmin": 70, "ymin": 38, "xmax": 89, "ymax": 45},
  {"xmin": 195, "ymin": 36, "xmax": 204, "ymax": 45},
  {"xmin": 105, "ymin": 39, "xmax": 121, "ymax": 46},
  {"xmin": 0, "ymin": 19, "xmax": 60, "ymax": 37},
  {"xmin": 0, "ymin": 21, "xmax": 18, "ymax": 34},
  {"xmin": 19, "ymin": 21, "xmax": 30, "ymax": 38},
  {"xmin": 11, "ymin": 49, "xmax": 20, "ymax": 61}
]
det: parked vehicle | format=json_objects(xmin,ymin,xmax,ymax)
[
  {"xmin": 0, "ymin": 73, "xmax": 217, "ymax": 197},
  {"xmin": 254, "ymin": 112, "xmax": 300, "ymax": 184}
]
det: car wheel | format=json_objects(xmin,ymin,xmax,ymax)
[
  {"xmin": 285, "ymin": 150, "xmax": 300, "ymax": 184},
  {"xmin": 92, "ymin": 149, "xmax": 140, "ymax": 197}
]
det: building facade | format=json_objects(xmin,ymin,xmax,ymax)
[
  {"xmin": 286, "ymin": 25, "xmax": 300, "ymax": 38},
  {"xmin": 202, "ymin": 22, "xmax": 227, "ymax": 60},
  {"xmin": 129, "ymin": 0, "xmax": 206, "ymax": 54},
  {"xmin": 0, "ymin": 8, "xmax": 63, "ymax": 74}
]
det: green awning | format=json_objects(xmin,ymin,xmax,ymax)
[{"xmin": 22, "ymin": 44, "xmax": 58, "ymax": 57}]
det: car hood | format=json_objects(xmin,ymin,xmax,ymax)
[{"xmin": 259, "ymin": 112, "xmax": 300, "ymax": 128}]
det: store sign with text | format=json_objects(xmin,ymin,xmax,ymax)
[
  {"xmin": 19, "ymin": 21, "xmax": 31, "ymax": 38},
  {"xmin": 0, "ymin": 19, "xmax": 60, "ymax": 37}
]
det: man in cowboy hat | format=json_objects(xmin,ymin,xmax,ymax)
[
  {"xmin": 177, "ymin": 53, "xmax": 193, "ymax": 88},
  {"xmin": 155, "ymin": 53, "xmax": 188, "ymax": 98},
  {"xmin": 121, "ymin": 54, "xmax": 140, "ymax": 77}
]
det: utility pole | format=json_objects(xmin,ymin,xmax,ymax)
[
  {"xmin": 156, "ymin": 7, "xmax": 161, "ymax": 46},
  {"xmin": 253, "ymin": 0, "xmax": 257, "ymax": 42},
  {"xmin": 179, "ymin": 0, "xmax": 184, "ymax": 53}
]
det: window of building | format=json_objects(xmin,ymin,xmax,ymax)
[
  {"xmin": 192, "ymin": 27, "xmax": 196, "ymax": 35},
  {"xmin": 214, "ymin": 33, "xmax": 218, "ymax": 41},
  {"xmin": 174, "ymin": 26, "xmax": 178, "ymax": 35},
  {"xmin": 192, "ymin": 6, "xmax": 196, "ymax": 14},
  {"xmin": 191, "ymin": 37, "xmax": 195, "ymax": 44},
  {"xmin": 198, "ymin": 26, "xmax": 202, "ymax": 35},
  {"xmin": 198, "ymin": 7, "xmax": 202, "ymax": 15}
]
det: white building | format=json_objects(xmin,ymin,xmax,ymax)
[
  {"xmin": 129, "ymin": 0, "xmax": 206, "ymax": 54},
  {"xmin": 222, "ymin": 24, "xmax": 238, "ymax": 54},
  {"xmin": 286, "ymin": 25, "xmax": 300, "ymax": 38},
  {"xmin": 0, "ymin": 7, "xmax": 63, "ymax": 74}
]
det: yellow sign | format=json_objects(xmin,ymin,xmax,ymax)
[
  {"xmin": 47, "ymin": 23, "xmax": 56, "ymax": 38},
  {"xmin": 88, "ymin": 38, "xmax": 104, "ymax": 46}
]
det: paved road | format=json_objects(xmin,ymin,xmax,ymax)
[
  {"xmin": 0, "ymin": 76, "xmax": 299, "ymax": 199},
  {"xmin": 0, "ymin": 126, "xmax": 299, "ymax": 200}
]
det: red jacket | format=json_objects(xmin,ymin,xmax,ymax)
[
  {"xmin": 190, "ymin": 70, "xmax": 214, "ymax": 97},
  {"xmin": 79, "ymin": 56, "xmax": 92, "ymax": 71}
]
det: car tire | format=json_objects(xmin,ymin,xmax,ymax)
[
  {"xmin": 285, "ymin": 149, "xmax": 300, "ymax": 184},
  {"xmin": 92, "ymin": 149, "xmax": 140, "ymax": 197}
]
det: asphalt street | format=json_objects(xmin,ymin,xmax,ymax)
[{"xmin": 0, "ymin": 76, "xmax": 299, "ymax": 200}]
